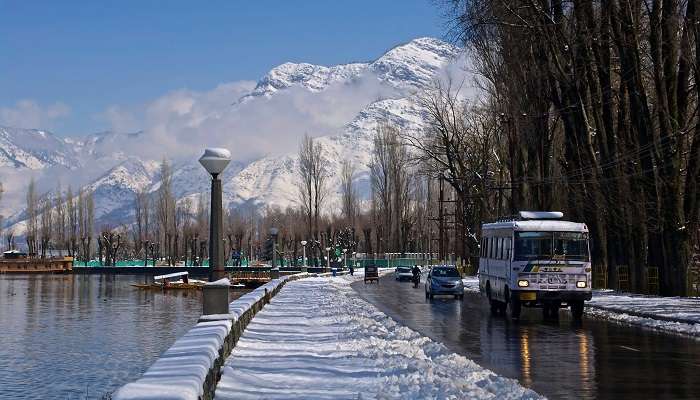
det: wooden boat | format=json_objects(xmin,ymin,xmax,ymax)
[{"xmin": 131, "ymin": 272, "xmax": 207, "ymax": 290}]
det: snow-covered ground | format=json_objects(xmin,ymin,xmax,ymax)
[
  {"xmin": 215, "ymin": 276, "xmax": 541, "ymax": 399},
  {"xmin": 462, "ymin": 276, "xmax": 480, "ymax": 293},
  {"xmin": 587, "ymin": 291, "xmax": 700, "ymax": 337},
  {"xmin": 461, "ymin": 274, "xmax": 700, "ymax": 338}
]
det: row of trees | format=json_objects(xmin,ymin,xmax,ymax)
[
  {"xmin": 294, "ymin": 129, "xmax": 454, "ymax": 267},
  {"xmin": 21, "ymin": 179, "xmax": 95, "ymax": 263},
  {"xmin": 436, "ymin": 0, "xmax": 700, "ymax": 295}
]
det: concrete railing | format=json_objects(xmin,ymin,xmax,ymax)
[{"xmin": 113, "ymin": 273, "xmax": 313, "ymax": 400}]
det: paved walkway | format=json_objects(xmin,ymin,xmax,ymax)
[{"xmin": 214, "ymin": 277, "xmax": 539, "ymax": 400}]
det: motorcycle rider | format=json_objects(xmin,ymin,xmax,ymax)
[{"xmin": 411, "ymin": 265, "xmax": 421, "ymax": 287}]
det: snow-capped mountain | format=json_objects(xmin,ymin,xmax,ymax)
[
  {"xmin": 1, "ymin": 37, "xmax": 464, "ymax": 233},
  {"xmin": 0, "ymin": 126, "xmax": 79, "ymax": 169},
  {"xmin": 84, "ymin": 158, "xmax": 161, "ymax": 225},
  {"xmin": 0, "ymin": 127, "xmax": 143, "ymax": 171},
  {"xmin": 245, "ymin": 37, "xmax": 457, "ymax": 99},
  {"xmin": 227, "ymin": 97, "xmax": 429, "ymax": 212}
]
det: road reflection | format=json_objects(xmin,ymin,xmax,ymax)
[{"xmin": 352, "ymin": 275, "xmax": 700, "ymax": 399}]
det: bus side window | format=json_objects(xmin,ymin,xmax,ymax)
[
  {"xmin": 498, "ymin": 237, "xmax": 504, "ymax": 260},
  {"xmin": 505, "ymin": 238, "xmax": 511, "ymax": 260},
  {"xmin": 488, "ymin": 237, "xmax": 493, "ymax": 259}
]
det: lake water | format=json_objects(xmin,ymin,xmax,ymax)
[{"xmin": 0, "ymin": 274, "xmax": 231, "ymax": 399}]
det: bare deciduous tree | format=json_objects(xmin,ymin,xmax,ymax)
[
  {"xmin": 26, "ymin": 178, "xmax": 38, "ymax": 256},
  {"xmin": 340, "ymin": 159, "xmax": 359, "ymax": 229},
  {"xmin": 157, "ymin": 159, "xmax": 176, "ymax": 265},
  {"xmin": 297, "ymin": 134, "xmax": 328, "ymax": 239}
]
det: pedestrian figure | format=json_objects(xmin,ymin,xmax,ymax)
[{"xmin": 349, "ymin": 265, "xmax": 354, "ymax": 276}]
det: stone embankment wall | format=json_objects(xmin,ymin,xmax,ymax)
[{"xmin": 113, "ymin": 272, "xmax": 319, "ymax": 400}]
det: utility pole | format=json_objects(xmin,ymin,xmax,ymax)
[{"xmin": 439, "ymin": 173, "xmax": 445, "ymax": 264}]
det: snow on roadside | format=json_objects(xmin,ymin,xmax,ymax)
[
  {"xmin": 585, "ymin": 307, "xmax": 700, "ymax": 337},
  {"xmin": 215, "ymin": 277, "xmax": 542, "ymax": 399},
  {"xmin": 587, "ymin": 291, "xmax": 700, "ymax": 338},
  {"xmin": 588, "ymin": 292, "xmax": 700, "ymax": 323},
  {"xmin": 462, "ymin": 276, "xmax": 480, "ymax": 293}
]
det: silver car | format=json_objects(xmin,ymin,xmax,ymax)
[
  {"xmin": 394, "ymin": 266, "xmax": 413, "ymax": 281},
  {"xmin": 425, "ymin": 266, "xmax": 464, "ymax": 299}
]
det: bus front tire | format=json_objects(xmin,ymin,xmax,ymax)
[
  {"xmin": 489, "ymin": 300, "xmax": 500, "ymax": 315},
  {"xmin": 570, "ymin": 300, "xmax": 584, "ymax": 320},
  {"xmin": 508, "ymin": 297, "xmax": 521, "ymax": 319}
]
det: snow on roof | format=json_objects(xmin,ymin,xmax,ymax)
[
  {"xmin": 205, "ymin": 278, "xmax": 230, "ymax": 287},
  {"xmin": 519, "ymin": 211, "xmax": 563, "ymax": 219},
  {"xmin": 153, "ymin": 271, "xmax": 188, "ymax": 280}
]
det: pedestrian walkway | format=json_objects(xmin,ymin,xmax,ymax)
[{"xmin": 214, "ymin": 277, "xmax": 539, "ymax": 399}]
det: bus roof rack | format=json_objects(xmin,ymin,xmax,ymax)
[
  {"xmin": 494, "ymin": 215, "xmax": 519, "ymax": 222},
  {"xmin": 491, "ymin": 211, "xmax": 564, "ymax": 223}
]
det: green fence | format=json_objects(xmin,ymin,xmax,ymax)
[
  {"xmin": 77, "ymin": 259, "xmax": 240, "ymax": 267},
  {"xmin": 352, "ymin": 258, "xmax": 431, "ymax": 268},
  {"xmin": 76, "ymin": 257, "xmax": 435, "ymax": 268}
]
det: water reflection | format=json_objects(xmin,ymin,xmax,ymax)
[
  {"xmin": 0, "ymin": 274, "xmax": 225, "ymax": 399},
  {"xmin": 519, "ymin": 327, "xmax": 532, "ymax": 387}
]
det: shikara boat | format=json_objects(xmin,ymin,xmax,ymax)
[{"xmin": 131, "ymin": 271, "xmax": 207, "ymax": 290}]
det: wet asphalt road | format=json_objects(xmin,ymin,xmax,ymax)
[{"xmin": 351, "ymin": 275, "xmax": 700, "ymax": 400}]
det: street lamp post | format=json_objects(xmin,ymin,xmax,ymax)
[
  {"xmin": 301, "ymin": 240, "xmax": 307, "ymax": 271},
  {"xmin": 343, "ymin": 248, "xmax": 347, "ymax": 270},
  {"xmin": 270, "ymin": 227, "xmax": 279, "ymax": 268},
  {"xmin": 325, "ymin": 247, "xmax": 331, "ymax": 272},
  {"xmin": 199, "ymin": 148, "xmax": 231, "ymax": 281}
]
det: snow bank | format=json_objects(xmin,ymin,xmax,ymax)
[
  {"xmin": 215, "ymin": 277, "xmax": 541, "ymax": 399},
  {"xmin": 114, "ymin": 273, "xmax": 311, "ymax": 399},
  {"xmin": 587, "ymin": 291, "xmax": 700, "ymax": 338},
  {"xmin": 113, "ymin": 320, "xmax": 232, "ymax": 400},
  {"xmin": 462, "ymin": 276, "xmax": 480, "ymax": 293}
]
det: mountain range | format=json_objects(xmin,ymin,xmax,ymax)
[{"xmin": 0, "ymin": 37, "xmax": 465, "ymax": 234}]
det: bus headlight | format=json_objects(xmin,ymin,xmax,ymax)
[
  {"xmin": 518, "ymin": 280, "xmax": 529, "ymax": 287},
  {"xmin": 576, "ymin": 281, "xmax": 587, "ymax": 288}
]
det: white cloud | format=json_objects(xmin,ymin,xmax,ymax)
[
  {"xmin": 99, "ymin": 105, "xmax": 141, "ymax": 133},
  {"xmin": 0, "ymin": 100, "xmax": 70, "ymax": 129},
  {"xmin": 113, "ymin": 74, "xmax": 406, "ymax": 164}
]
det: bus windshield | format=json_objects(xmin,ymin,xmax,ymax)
[{"xmin": 514, "ymin": 232, "xmax": 589, "ymax": 261}]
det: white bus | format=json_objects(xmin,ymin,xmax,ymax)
[{"xmin": 478, "ymin": 211, "xmax": 592, "ymax": 320}]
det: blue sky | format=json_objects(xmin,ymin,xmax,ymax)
[{"xmin": 0, "ymin": 1, "xmax": 446, "ymax": 135}]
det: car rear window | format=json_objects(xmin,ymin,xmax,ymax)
[{"xmin": 432, "ymin": 268, "xmax": 460, "ymax": 277}]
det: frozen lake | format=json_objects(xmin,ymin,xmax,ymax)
[{"xmin": 0, "ymin": 274, "xmax": 236, "ymax": 399}]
